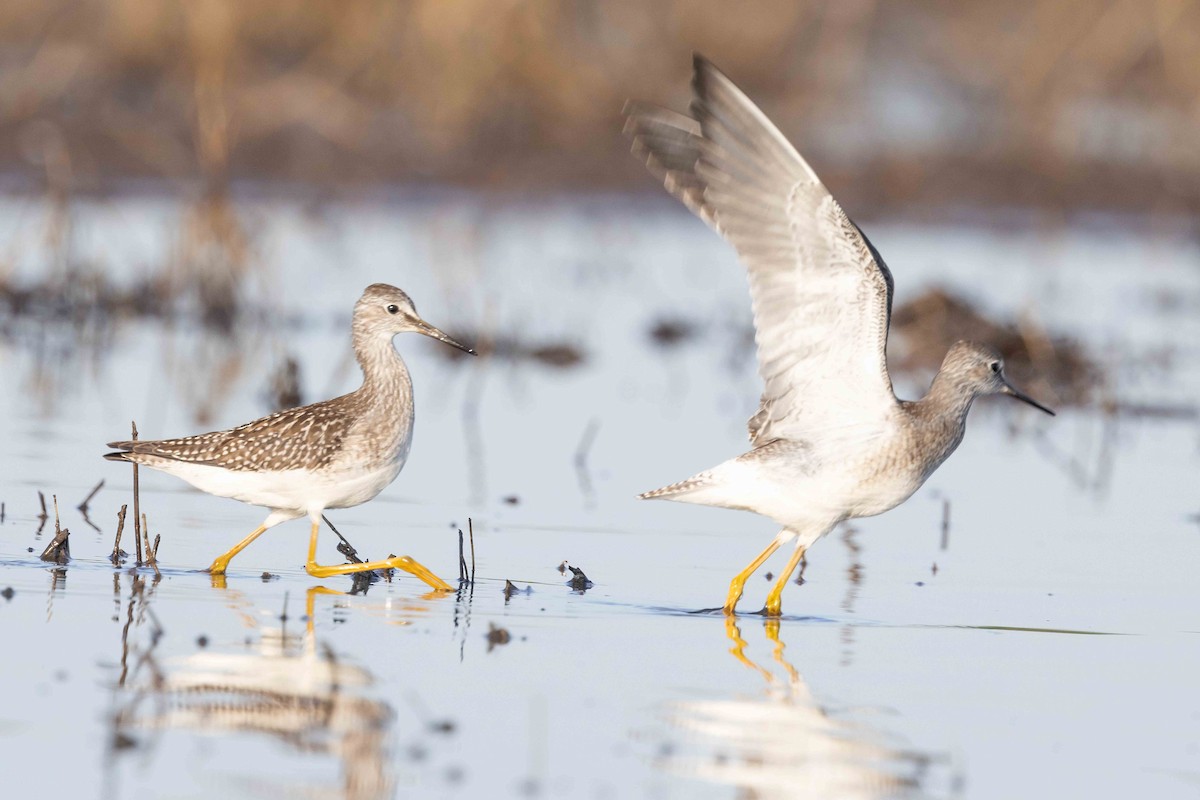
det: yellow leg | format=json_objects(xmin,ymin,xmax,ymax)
[
  {"xmin": 304, "ymin": 521, "xmax": 453, "ymax": 591},
  {"xmin": 723, "ymin": 535, "xmax": 786, "ymax": 614},
  {"xmin": 762, "ymin": 544, "xmax": 807, "ymax": 617},
  {"xmin": 208, "ymin": 524, "xmax": 269, "ymax": 575}
]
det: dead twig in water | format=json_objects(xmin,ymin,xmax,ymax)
[
  {"xmin": 321, "ymin": 514, "xmax": 391, "ymax": 583},
  {"xmin": 468, "ymin": 518, "xmax": 476, "ymax": 585},
  {"xmin": 141, "ymin": 513, "xmax": 155, "ymax": 567},
  {"xmin": 458, "ymin": 528, "xmax": 468, "ymax": 583},
  {"xmin": 131, "ymin": 422, "xmax": 142, "ymax": 566},
  {"xmin": 111, "ymin": 504, "xmax": 128, "ymax": 565},
  {"xmin": 77, "ymin": 479, "xmax": 104, "ymax": 513}
]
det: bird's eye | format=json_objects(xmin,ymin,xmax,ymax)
[
  {"xmin": 386, "ymin": 304, "xmax": 400, "ymax": 315},
  {"xmin": 989, "ymin": 361, "xmax": 1001, "ymax": 374}
]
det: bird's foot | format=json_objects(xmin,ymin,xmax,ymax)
[
  {"xmin": 757, "ymin": 603, "xmax": 784, "ymax": 618},
  {"xmin": 305, "ymin": 554, "xmax": 453, "ymax": 592}
]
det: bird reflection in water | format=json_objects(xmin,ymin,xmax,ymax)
[
  {"xmin": 111, "ymin": 584, "xmax": 395, "ymax": 800},
  {"xmin": 661, "ymin": 619, "xmax": 958, "ymax": 799}
]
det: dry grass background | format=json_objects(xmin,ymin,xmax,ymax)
[{"xmin": 0, "ymin": 0, "xmax": 1198, "ymax": 214}]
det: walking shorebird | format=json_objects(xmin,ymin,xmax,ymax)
[
  {"xmin": 105, "ymin": 283, "xmax": 475, "ymax": 588},
  {"xmin": 625, "ymin": 56, "xmax": 1054, "ymax": 616}
]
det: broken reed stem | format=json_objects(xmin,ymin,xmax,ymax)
[
  {"xmin": 132, "ymin": 421, "xmax": 142, "ymax": 566},
  {"xmin": 52, "ymin": 494, "xmax": 61, "ymax": 535},
  {"xmin": 37, "ymin": 491, "xmax": 47, "ymax": 520},
  {"xmin": 152, "ymin": 534, "xmax": 160, "ymax": 561},
  {"xmin": 468, "ymin": 518, "xmax": 476, "ymax": 584},
  {"xmin": 111, "ymin": 504, "xmax": 127, "ymax": 564},
  {"xmin": 78, "ymin": 479, "xmax": 104, "ymax": 512},
  {"xmin": 458, "ymin": 528, "xmax": 467, "ymax": 582},
  {"xmin": 141, "ymin": 513, "xmax": 154, "ymax": 566}
]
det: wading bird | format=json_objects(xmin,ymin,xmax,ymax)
[
  {"xmin": 105, "ymin": 283, "xmax": 475, "ymax": 588},
  {"xmin": 625, "ymin": 57, "xmax": 1053, "ymax": 616}
]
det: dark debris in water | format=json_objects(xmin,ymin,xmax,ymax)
[
  {"xmin": 111, "ymin": 732, "xmax": 138, "ymax": 751},
  {"xmin": 486, "ymin": 623, "xmax": 512, "ymax": 652},
  {"xmin": 39, "ymin": 498, "xmax": 71, "ymax": 564},
  {"xmin": 890, "ymin": 288, "xmax": 1100, "ymax": 407},
  {"xmin": 565, "ymin": 564, "xmax": 593, "ymax": 591},
  {"xmin": 648, "ymin": 316, "xmax": 699, "ymax": 348},
  {"xmin": 1, "ymin": 587, "xmax": 13, "ymax": 601},
  {"xmin": 503, "ymin": 579, "xmax": 531, "ymax": 601},
  {"xmin": 429, "ymin": 719, "xmax": 456, "ymax": 735}
]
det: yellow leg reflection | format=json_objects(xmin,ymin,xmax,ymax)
[
  {"xmin": 725, "ymin": 617, "xmax": 774, "ymax": 682},
  {"xmin": 763, "ymin": 618, "xmax": 800, "ymax": 684},
  {"xmin": 762, "ymin": 544, "xmax": 807, "ymax": 617},
  {"xmin": 306, "ymin": 585, "xmax": 345, "ymax": 636},
  {"xmin": 724, "ymin": 535, "xmax": 786, "ymax": 614},
  {"xmin": 304, "ymin": 521, "xmax": 453, "ymax": 591},
  {"xmin": 207, "ymin": 524, "xmax": 269, "ymax": 575},
  {"xmin": 723, "ymin": 618, "xmax": 801, "ymax": 690}
]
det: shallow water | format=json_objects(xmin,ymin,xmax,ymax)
[{"xmin": 1, "ymin": 193, "xmax": 1198, "ymax": 798}]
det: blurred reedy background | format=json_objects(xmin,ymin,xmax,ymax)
[{"xmin": 1, "ymin": 0, "xmax": 1198, "ymax": 215}]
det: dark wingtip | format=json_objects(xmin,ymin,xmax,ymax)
[{"xmin": 103, "ymin": 451, "xmax": 131, "ymax": 462}]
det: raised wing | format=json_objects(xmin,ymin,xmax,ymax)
[{"xmin": 625, "ymin": 55, "xmax": 899, "ymax": 444}]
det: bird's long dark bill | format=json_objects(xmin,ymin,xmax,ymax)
[
  {"xmin": 414, "ymin": 319, "xmax": 477, "ymax": 355},
  {"xmin": 1002, "ymin": 380, "xmax": 1055, "ymax": 416}
]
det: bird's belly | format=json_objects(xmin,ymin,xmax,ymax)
[
  {"xmin": 843, "ymin": 470, "xmax": 924, "ymax": 518},
  {"xmin": 152, "ymin": 459, "xmax": 404, "ymax": 515},
  {"xmin": 700, "ymin": 445, "xmax": 925, "ymax": 525}
]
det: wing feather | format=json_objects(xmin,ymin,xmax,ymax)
[{"xmin": 626, "ymin": 55, "xmax": 898, "ymax": 444}]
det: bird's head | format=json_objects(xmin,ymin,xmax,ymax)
[
  {"xmin": 354, "ymin": 283, "xmax": 475, "ymax": 355},
  {"xmin": 940, "ymin": 340, "xmax": 1054, "ymax": 415}
]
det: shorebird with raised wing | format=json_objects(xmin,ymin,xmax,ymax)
[
  {"xmin": 625, "ymin": 56, "xmax": 1053, "ymax": 616},
  {"xmin": 105, "ymin": 283, "xmax": 475, "ymax": 588}
]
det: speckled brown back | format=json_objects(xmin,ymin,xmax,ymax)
[{"xmin": 106, "ymin": 394, "xmax": 360, "ymax": 472}]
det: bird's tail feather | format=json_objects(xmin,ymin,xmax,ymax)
[{"xmin": 638, "ymin": 471, "xmax": 714, "ymax": 500}]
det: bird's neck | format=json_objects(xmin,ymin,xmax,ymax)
[
  {"xmin": 916, "ymin": 369, "xmax": 974, "ymax": 419},
  {"xmin": 353, "ymin": 327, "xmax": 413, "ymax": 406},
  {"xmin": 917, "ymin": 369, "xmax": 977, "ymax": 426},
  {"xmin": 901, "ymin": 370, "xmax": 978, "ymax": 475}
]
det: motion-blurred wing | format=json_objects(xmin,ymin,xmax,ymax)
[{"xmin": 625, "ymin": 55, "xmax": 898, "ymax": 444}]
